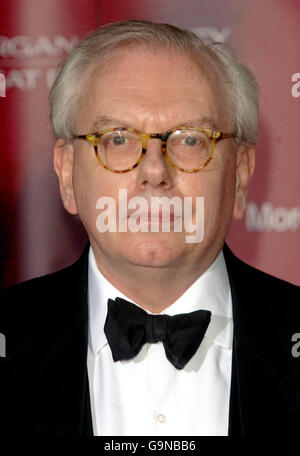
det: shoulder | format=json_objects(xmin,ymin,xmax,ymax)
[
  {"xmin": 223, "ymin": 242, "xmax": 299, "ymax": 294},
  {"xmin": 223, "ymin": 242, "xmax": 300, "ymax": 322},
  {"xmin": 0, "ymin": 244, "xmax": 89, "ymax": 336}
]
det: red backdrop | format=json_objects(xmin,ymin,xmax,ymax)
[{"xmin": 0, "ymin": 0, "xmax": 299, "ymax": 288}]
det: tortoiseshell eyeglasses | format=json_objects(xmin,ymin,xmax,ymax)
[{"xmin": 73, "ymin": 126, "xmax": 236, "ymax": 173}]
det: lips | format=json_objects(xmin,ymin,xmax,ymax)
[{"xmin": 131, "ymin": 211, "xmax": 181, "ymax": 224}]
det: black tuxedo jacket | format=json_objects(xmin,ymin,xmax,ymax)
[{"xmin": 1, "ymin": 243, "xmax": 300, "ymax": 435}]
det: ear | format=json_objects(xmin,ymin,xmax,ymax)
[
  {"xmin": 53, "ymin": 138, "xmax": 78, "ymax": 215},
  {"xmin": 232, "ymin": 144, "xmax": 256, "ymax": 220}
]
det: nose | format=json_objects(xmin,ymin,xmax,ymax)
[{"xmin": 135, "ymin": 138, "xmax": 173, "ymax": 190}]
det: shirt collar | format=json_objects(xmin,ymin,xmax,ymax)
[{"xmin": 88, "ymin": 246, "xmax": 232, "ymax": 356}]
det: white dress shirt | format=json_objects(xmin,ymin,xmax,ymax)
[{"xmin": 87, "ymin": 246, "xmax": 233, "ymax": 436}]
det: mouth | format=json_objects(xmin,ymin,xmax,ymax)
[
  {"xmin": 140, "ymin": 212, "xmax": 177, "ymax": 223},
  {"xmin": 127, "ymin": 210, "xmax": 183, "ymax": 226}
]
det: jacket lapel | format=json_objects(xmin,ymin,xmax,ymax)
[
  {"xmin": 224, "ymin": 244, "xmax": 291, "ymax": 435},
  {"xmin": 5, "ymin": 243, "xmax": 93, "ymax": 435}
]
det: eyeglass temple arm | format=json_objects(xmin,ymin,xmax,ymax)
[{"xmin": 218, "ymin": 132, "xmax": 237, "ymax": 140}]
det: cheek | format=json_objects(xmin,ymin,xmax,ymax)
[
  {"xmin": 72, "ymin": 149, "xmax": 133, "ymax": 229},
  {"xmin": 207, "ymin": 158, "xmax": 237, "ymax": 223},
  {"xmin": 194, "ymin": 157, "xmax": 236, "ymax": 231},
  {"xmin": 71, "ymin": 149, "xmax": 103, "ymax": 224}
]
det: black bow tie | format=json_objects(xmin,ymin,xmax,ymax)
[{"xmin": 104, "ymin": 297, "xmax": 211, "ymax": 370}]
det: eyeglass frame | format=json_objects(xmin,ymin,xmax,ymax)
[{"xmin": 73, "ymin": 126, "xmax": 236, "ymax": 173}]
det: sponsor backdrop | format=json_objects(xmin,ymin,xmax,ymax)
[{"xmin": 0, "ymin": 0, "xmax": 299, "ymax": 288}]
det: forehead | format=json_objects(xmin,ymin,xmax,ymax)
[{"xmin": 78, "ymin": 46, "xmax": 227, "ymax": 132}]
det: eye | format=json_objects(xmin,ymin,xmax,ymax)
[
  {"xmin": 109, "ymin": 134, "xmax": 128, "ymax": 146},
  {"xmin": 169, "ymin": 130, "xmax": 209, "ymax": 153},
  {"xmin": 182, "ymin": 135, "xmax": 199, "ymax": 147}
]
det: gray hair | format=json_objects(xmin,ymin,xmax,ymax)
[{"xmin": 49, "ymin": 20, "xmax": 259, "ymax": 144}]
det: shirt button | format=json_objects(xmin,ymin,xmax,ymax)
[{"xmin": 156, "ymin": 414, "xmax": 166, "ymax": 423}]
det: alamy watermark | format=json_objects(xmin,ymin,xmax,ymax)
[
  {"xmin": 0, "ymin": 332, "xmax": 6, "ymax": 357},
  {"xmin": 291, "ymin": 73, "xmax": 300, "ymax": 98},
  {"xmin": 291, "ymin": 333, "xmax": 300, "ymax": 358},
  {"xmin": 95, "ymin": 189, "xmax": 205, "ymax": 243},
  {"xmin": 0, "ymin": 73, "xmax": 6, "ymax": 97}
]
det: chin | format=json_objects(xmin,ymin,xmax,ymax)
[{"xmin": 124, "ymin": 234, "xmax": 185, "ymax": 268}]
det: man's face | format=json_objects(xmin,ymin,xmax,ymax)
[{"xmin": 54, "ymin": 46, "xmax": 255, "ymax": 272}]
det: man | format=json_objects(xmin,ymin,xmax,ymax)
[{"xmin": 0, "ymin": 20, "xmax": 299, "ymax": 436}]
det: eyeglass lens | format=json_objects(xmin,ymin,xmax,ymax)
[{"xmin": 97, "ymin": 129, "xmax": 212, "ymax": 171}]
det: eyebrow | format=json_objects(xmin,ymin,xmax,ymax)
[
  {"xmin": 90, "ymin": 116, "xmax": 132, "ymax": 131},
  {"xmin": 178, "ymin": 117, "xmax": 218, "ymax": 130},
  {"xmin": 89, "ymin": 116, "xmax": 218, "ymax": 132}
]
